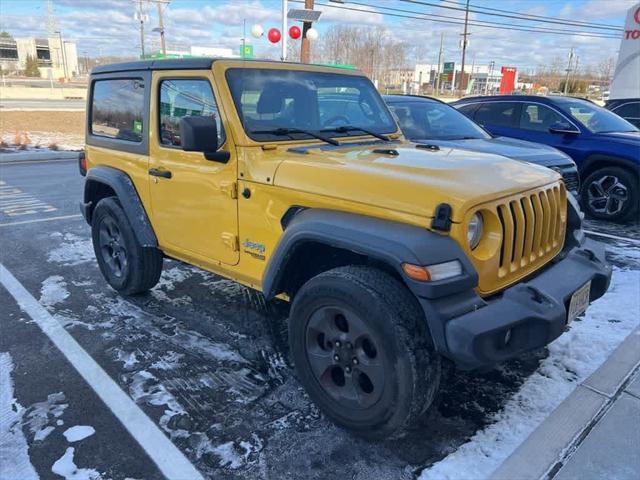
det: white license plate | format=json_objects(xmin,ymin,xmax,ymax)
[{"xmin": 567, "ymin": 281, "xmax": 591, "ymax": 324}]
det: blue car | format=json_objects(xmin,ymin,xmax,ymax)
[
  {"xmin": 384, "ymin": 95, "xmax": 579, "ymax": 194},
  {"xmin": 453, "ymin": 95, "xmax": 640, "ymax": 222}
]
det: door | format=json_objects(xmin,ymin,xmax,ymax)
[
  {"xmin": 517, "ymin": 103, "xmax": 583, "ymax": 159},
  {"xmin": 148, "ymin": 72, "xmax": 239, "ymax": 265},
  {"xmin": 472, "ymin": 101, "xmax": 522, "ymax": 138}
]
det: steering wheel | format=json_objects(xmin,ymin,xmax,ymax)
[{"xmin": 323, "ymin": 115, "xmax": 350, "ymax": 127}]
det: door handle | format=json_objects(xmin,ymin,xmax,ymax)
[{"xmin": 149, "ymin": 168, "xmax": 172, "ymax": 179}]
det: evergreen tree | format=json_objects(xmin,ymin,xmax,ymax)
[{"xmin": 24, "ymin": 54, "xmax": 41, "ymax": 77}]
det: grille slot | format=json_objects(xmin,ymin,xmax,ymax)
[{"xmin": 497, "ymin": 184, "xmax": 566, "ymax": 277}]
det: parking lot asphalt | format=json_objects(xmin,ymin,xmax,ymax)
[{"xmin": 1, "ymin": 157, "xmax": 639, "ymax": 480}]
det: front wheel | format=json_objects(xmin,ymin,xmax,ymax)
[
  {"xmin": 91, "ymin": 197, "xmax": 163, "ymax": 295},
  {"xmin": 581, "ymin": 166, "xmax": 638, "ymax": 223},
  {"xmin": 289, "ymin": 266, "xmax": 441, "ymax": 440}
]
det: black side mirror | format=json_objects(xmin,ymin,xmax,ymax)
[
  {"xmin": 179, "ymin": 116, "xmax": 230, "ymax": 163},
  {"xmin": 548, "ymin": 121, "xmax": 579, "ymax": 135}
]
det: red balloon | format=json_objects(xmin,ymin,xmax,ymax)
[
  {"xmin": 289, "ymin": 25, "xmax": 301, "ymax": 39},
  {"xmin": 268, "ymin": 28, "xmax": 281, "ymax": 44}
]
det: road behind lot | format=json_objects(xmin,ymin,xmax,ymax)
[{"xmin": 1, "ymin": 158, "xmax": 638, "ymax": 479}]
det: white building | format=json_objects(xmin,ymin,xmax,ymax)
[{"xmin": 0, "ymin": 35, "xmax": 78, "ymax": 79}]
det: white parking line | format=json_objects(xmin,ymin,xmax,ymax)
[
  {"xmin": 584, "ymin": 229, "xmax": 640, "ymax": 246},
  {"xmin": 0, "ymin": 263, "xmax": 204, "ymax": 480},
  {"xmin": 0, "ymin": 214, "xmax": 82, "ymax": 227}
]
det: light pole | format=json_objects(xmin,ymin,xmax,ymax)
[
  {"xmin": 55, "ymin": 30, "xmax": 68, "ymax": 80},
  {"xmin": 281, "ymin": 0, "xmax": 288, "ymax": 61}
]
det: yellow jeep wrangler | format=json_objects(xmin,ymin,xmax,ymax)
[{"xmin": 80, "ymin": 58, "xmax": 611, "ymax": 439}]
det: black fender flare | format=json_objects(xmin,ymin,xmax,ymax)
[
  {"xmin": 82, "ymin": 166, "xmax": 157, "ymax": 247},
  {"xmin": 262, "ymin": 208, "xmax": 478, "ymax": 301},
  {"xmin": 579, "ymin": 154, "xmax": 639, "ymax": 180}
]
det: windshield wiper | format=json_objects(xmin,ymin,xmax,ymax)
[
  {"xmin": 251, "ymin": 127, "xmax": 339, "ymax": 146},
  {"xmin": 320, "ymin": 125, "xmax": 390, "ymax": 142}
]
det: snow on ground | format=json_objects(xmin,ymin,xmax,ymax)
[
  {"xmin": 0, "ymin": 353, "xmax": 39, "ymax": 480},
  {"xmin": 47, "ymin": 233, "xmax": 94, "ymax": 267},
  {"xmin": 63, "ymin": 426, "xmax": 95, "ymax": 443},
  {"xmin": 51, "ymin": 447, "xmax": 101, "ymax": 480},
  {"xmin": 25, "ymin": 392, "xmax": 68, "ymax": 442},
  {"xmin": 420, "ymin": 265, "xmax": 640, "ymax": 480},
  {"xmin": 40, "ymin": 275, "xmax": 70, "ymax": 308}
]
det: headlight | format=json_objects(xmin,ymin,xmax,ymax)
[{"xmin": 467, "ymin": 212, "xmax": 483, "ymax": 249}]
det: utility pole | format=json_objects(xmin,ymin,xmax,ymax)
[
  {"xmin": 570, "ymin": 55, "xmax": 579, "ymax": 93},
  {"xmin": 434, "ymin": 32, "xmax": 444, "ymax": 96},
  {"xmin": 485, "ymin": 60, "xmax": 495, "ymax": 95},
  {"xmin": 563, "ymin": 47, "xmax": 574, "ymax": 95},
  {"xmin": 137, "ymin": 0, "xmax": 146, "ymax": 58},
  {"xmin": 281, "ymin": 0, "xmax": 288, "ymax": 61},
  {"xmin": 459, "ymin": 0, "xmax": 470, "ymax": 93},
  {"xmin": 156, "ymin": 2, "xmax": 166, "ymax": 55},
  {"xmin": 300, "ymin": 0, "xmax": 314, "ymax": 63}
]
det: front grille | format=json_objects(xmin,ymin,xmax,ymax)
[
  {"xmin": 561, "ymin": 170, "xmax": 580, "ymax": 193},
  {"xmin": 496, "ymin": 183, "xmax": 567, "ymax": 279}
]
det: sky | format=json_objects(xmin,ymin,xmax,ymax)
[{"xmin": 0, "ymin": 0, "xmax": 636, "ymax": 72}]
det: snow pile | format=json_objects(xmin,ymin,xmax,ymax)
[
  {"xmin": 420, "ymin": 266, "xmax": 640, "ymax": 480},
  {"xmin": 0, "ymin": 353, "xmax": 39, "ymax": 480},
  {"xmin": 40, "ymin": 275, "xmax": 70, "ymax": 307},
  {"xmin": 47, "ymin": 233, "xmax": 94, "ymax": 266},
  {"xmin": 63, "ymin": 426, "xmax": 95, "ymax": 443},
  {"xmin": 51, "ymin": 447, "xmax": 101, "ymax": 480}
]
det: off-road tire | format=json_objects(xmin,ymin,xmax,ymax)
[
  {"xmin": 91, "ymin": 197, "xmax": 163, "ymax": 295},
  {"xmin": 581, "ymin": 166, "xmax": 638, "ymax": 223},
  {"xmin": 289, "ymin": 265, "xmax": 441, "ymax": 440}
]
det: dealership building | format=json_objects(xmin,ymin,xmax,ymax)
[{"xmin": 0, "ymin": 35, "xmax": 78, "ymax": 79}]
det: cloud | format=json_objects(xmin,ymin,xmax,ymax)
[{"xmin": 315, "ymin": 3, "xmax": 384, "ymax": 26}]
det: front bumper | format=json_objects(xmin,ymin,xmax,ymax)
[{"xmin": 419, "ymin": 239, "xmax": 611, "ymax": 369}]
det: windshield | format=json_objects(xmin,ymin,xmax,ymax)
[
  {"xmin": 388, "ymin": 101, "xmax": 490, "ymax": 140},
  {"xmin": 558, "ymin": 99, "xmax": 639, "ymax": 133},
  {"xmin": 226, "ymin": 68, "xmax": 397, "ymax": 142}
]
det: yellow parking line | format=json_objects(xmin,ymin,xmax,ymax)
[{"xmin": 0, "ymin": 214, "xmax": 82, "ymax": 227}]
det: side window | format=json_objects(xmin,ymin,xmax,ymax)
[
  {"xmin": 91, "ymin": 79, "xmax": 145, "ymax": 142},
  {"xmin": 614, "ymin": 102, "xmax": 640, "ymax": 119},
  {"xmin": 519, "ymin": 104, "xmax": 565, "ymax": 131},
  {"xmin": 457, "ymin": 103, "xmax": 479, "ymax": 119},
  {"xmin": 159, "ymin": 79, "xmax": 225, "ymax": 148},
  {"xmin": 474, "ymin": 102, "xmax": 519, "ymax": 127}
]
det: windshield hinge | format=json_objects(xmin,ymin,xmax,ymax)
[{"xmin": 220, "ymin": 181, "xmax": 237, "ymax": 199}]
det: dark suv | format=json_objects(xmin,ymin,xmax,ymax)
[
  {"xmin": 606, "ymin": 98, "xmax": 640, "ymax": 129},
  {"xmin": 454, "ymin": 95, "xmax": 640, "ymax": 222}
]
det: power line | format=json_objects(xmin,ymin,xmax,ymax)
[
  {"xmin": 399, "ymin": 0, "xmax": 623, "ymax": 32},
  {"xmin": 439, "ymin": 0, "xmax": 623, "ymax": 30},
  {"xmin": 297, "ymin": 1, "xmax": 620, "ymax": 39},
  {"xmin": 332, "ymin": 0, "xmax": 620, "ymax": 37}
]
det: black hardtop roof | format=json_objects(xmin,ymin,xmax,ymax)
[
  {"xmin": 90, "ymin": 57, "xmax": 362, "ymax": 75},
  {"xmin": 383, "ymin": 94, "xmax": 446, "ymax": 104}
]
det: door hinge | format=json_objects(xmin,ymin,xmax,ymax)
[
  {"xmin": 220, "ymin": 181, "xmax": 237, "ymax": 199},
  {"xmin": 221, "ymin": 232, "xmax": 239, "ymax": 251}
]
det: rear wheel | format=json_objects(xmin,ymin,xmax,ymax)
[
  {"xmin": 581, "ymin": 166, "xmax": 638, "ymax": 222},
  {"xmin": 289, "ymin": 266, "xmax": 440, "ymax": 439},
  {"xmin": 91, "ymin": 197, "xmax": 163, "ymax": 295}
]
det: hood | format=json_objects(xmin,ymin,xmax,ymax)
[
  {"xmin": 274, "ymin": 142, "xmax": 560, "ymax": 222},
  {"xmin": 412, "ymin": 136, "xmax": 575, "ymax": 168},
  {"xmin": 591, "ymin": 130, "xmax": 640, "ymax": 147}
]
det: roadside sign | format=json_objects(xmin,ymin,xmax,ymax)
[
  {"xmin": 240, "ymin": 44, "xmax": 254, "ymax": 58},
  {"xmin": 443, "ymin": 62, "xmax": 455, "ymax": 73}
]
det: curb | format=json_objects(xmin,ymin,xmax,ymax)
[
  {"xmin": 490, "ymin": 327, "xmax": 640, "ymax": 480},
  {"xmin": 0, "ymin": 150, "xmax": 81, "ymax": 163}
]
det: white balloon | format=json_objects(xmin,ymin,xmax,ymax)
[
  {"xmin": 251, "ymin": 24, "xmax": 264, "ymax": 38},
  {"xmin": 306, "ymin": 27, "xmax": 319, "ymax": 41}
]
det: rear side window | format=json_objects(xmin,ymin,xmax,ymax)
[
  {"xmin": 159, "ymin": 79, "xmax": 225, "ymax": 148},
  {"xmin": 613, "ymin": 102, "xmax": 640, "ymax": 119},
  {"xmin": 474, "ymin": 102, "xmax": 519, "ymax": 127},
  {"xmin": 91, "ymin": 79, "xmax": 145, "ymax": 142}
]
